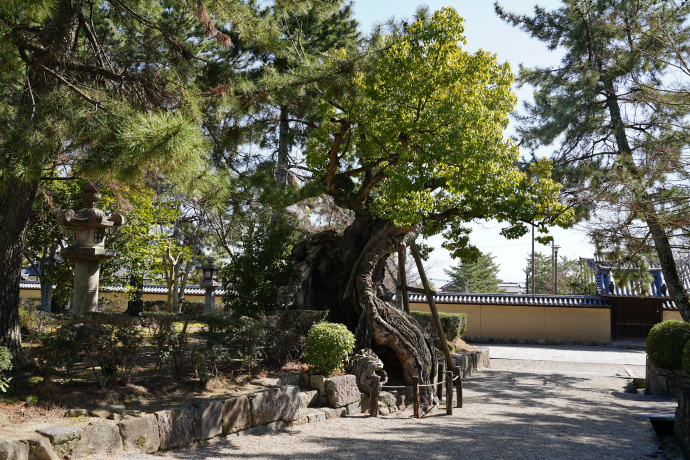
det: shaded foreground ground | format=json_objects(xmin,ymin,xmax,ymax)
[{"xmin": 83, "ymin": 345, "xmax": 677, "ymax": 460}]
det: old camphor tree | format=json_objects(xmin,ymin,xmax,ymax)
[{"xmin": 277, "ymin": 8, "xmax": 571, "ymax": 407}]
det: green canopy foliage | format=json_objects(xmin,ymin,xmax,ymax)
[{"xmin": 303, "ymin": 8, "xmax": 571, "ymax": 258}]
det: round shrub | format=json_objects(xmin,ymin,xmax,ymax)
[
  {"xmin": 304, "ymin": 322, "xmax": 355, "ymax": 375},
  {"xmin": 646, "ymin": 320, "xmax": 690, "ymax": 369}
]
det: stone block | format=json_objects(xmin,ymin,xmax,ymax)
[
  {"xmin": 309, "ymin": 375, "xmax": 328, "ymax": 404},
  {"xmin": 288, "ymin": 417, "xmax": 308, "ymax": 427},
  {"xmin": 325, "ymin": 375, "xmax": 360, "ymax": 408},
  {"xmin": 676, "ymin": 385, "xmax": 690, "ymax": 459},
  {"xmin": 64, "ymin": 409, "xmax": 88, "ymax": 418},
  {"xmin": 103, "ymin": 404, "xmax": 126, "ymax": 413},
  {"xmin": 118, "ymin": 413, "xmax": 160, "ymax": 454},
  {"xmin": 266, "ymin": 421, "xmax": 286, "ymax": 432},
  {"xmin": 249, "ymin": 388, "xmax": 282, "ymax": 426},
  {"xmin": 378, "ymin": 391, "xmax": 397, "ymax": 408},
  {"xmin": 222, "ymin": 396, "xmax": 251, "ymax": 435},
  {"xmin": 252, "ymin": 377, "xmax": 281, "ymax": 387},
  {"xmin": 89, "ymin": 408, "xmax": 112, "ymax": 419},
  {"xmin": 35, "ymin": 425, "xmax": 81, "ymax": 459},
  {"xmin": 345, "ymin": 402, "xmax": 361, "ymax": 415},
  {"xmin": 72, "ymin": 420, "xmax": 123, "ymax": 458},
  {"xmin": 299, "ymin": 373, "xmax": 310, "ymax": 388},
  {"xmin": 300, "ymin": 390, "xmax": 319, "ymax": 408},
  {"xmin": 156, "ymin": 406, "xmax": 201, "ymax": 450},
  {"xmin": 279, "ymin": 374, "xmax": 300, "ymax": 386},
  {"xmin": 0, "ymin": 441, "xmax": 28, "ymax": 460},
  {"xmin": 27, "ymin": 438, "xmax": 59, "ymax": 460},
  {"xmin": 279, "ymin": 385, "xmax": 300, "ymax": 422},
  {"xmin": 306, "ymin": 411, "xmax": 325, "ymax": 423},
  {"xmin": 322, "ymin": 407, "xmax": 346, "ymax": 419},
  {"xmin": 195, "ymin": 400, "xmax": 223, "ymax": 440},
  {"xmin": 238, "ymin": 425, "xmax": 267, "ymax": 436},
  {"xmin": 35, "ymin": 426, "xmax": 81, "ymax": 445}
]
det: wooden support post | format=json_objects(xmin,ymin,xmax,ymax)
[
  {"xmin": 455, "ymin": 365, "xmax": 463, "ymax": 408},
  {"xmin": 446, "ymin": 370, "xmax": 454, "ymax": 415},
  {"xmin": 398, "ymin": 249, "xmax": 411, "ymax": 314},
  {"xmin": 370, "ymin": 374, "xmax": 380, "ymax": 417},
  {"xmin": 413, "ymin": 376, "xmax": 420, "ymax": 419},
  {"xmin": 410, "ymin": 241, "xmax": 454, "ymax": 371},
  {"xmin": 437, "ymin": 363, "xmax": 445, "ymax": 400}
]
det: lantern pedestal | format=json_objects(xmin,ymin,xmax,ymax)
[{"xmin": 58, "ymin": 184, "xmax": 123, "ymax": 315}]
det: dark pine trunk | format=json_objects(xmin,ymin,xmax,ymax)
[
  {"xmin": 0, "ymin": 175, "xmax": 40, "ymax": 365},
  {"xmin": 279, "ymin": 211, "xmax": 437, "ymax": 408},
  {"xmin": 0, "ymin": 0, "xmax": 81, "ymax": 365}
]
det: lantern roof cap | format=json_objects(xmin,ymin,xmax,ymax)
[{"xmin": 200, "ymin": 256, "xmax": 218, "ymax": 270}]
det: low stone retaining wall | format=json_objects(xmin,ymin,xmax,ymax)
[
  {"xmin": 0, "ymin": 385, "xmax": 301, "ymax": 460},
  {"xmin": 465, "ymin": 336, "xmax": 608, "ymax": 347},
  {"xmin": 646, "ymin": 357, "xmax": 690, "ymax": 398},
  {"xmin": 452, "ymin": 347, "xmax": 489, "ymax": 378},
  {"xmin": 675, "ymin": 386, "xmax": 690, "ymax": 459}
]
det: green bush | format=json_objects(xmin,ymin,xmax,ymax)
[
  {"xmin": 0, "ymin": 347, "xmax": 11, "ymax": 392},
  {"xmin": 143, "ymin": 300, "xmax": 167, "ymax": 312},
  {"xmin": 411, "ymin": 311, "xmax": 467, "ymax": 341},
  {"xmin": 263, "ymin": 310, "xmax": 329, "ymax": 365},
  {"xmin": 142, "ymin": 312, "xmax": 189, "ymax": 379},
  {"xmin": 304, "ymin": 322, "xmax": 355, "ymax": 375},
  {"xmin": 33, "ymin": 327, "xmax": 80, "ymax": 383},
  {"xmin": 181, "ymin": 301, "xmax": 205, "ymax": 318},
  {"xmin": 646, "ymin": 320, "xmax": 690, "ymax": 369}
]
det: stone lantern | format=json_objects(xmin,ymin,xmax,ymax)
[
  {"xmin": 199, "ymin": 257, "xmax": 220, "ymax": 313},
  {"xmin": 58, "ymin": 183, "xmax": 124, "ymax": 314}
]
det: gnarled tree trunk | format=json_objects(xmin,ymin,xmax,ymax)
[{"xmin": 279, "ymin": 210, "xmax": 437, "ymax": 408}]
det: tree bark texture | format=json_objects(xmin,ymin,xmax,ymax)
[
  {"xmin": 646, "ymin": 214, "xmax": 690, "ymax": 321},
  {"xmin": 0, "ymin": 0, "xmax": 82, "ymax": 363},
  {"xmin": 605, "ymin": 82, "xmax": 690, "ymax": 321},
  {"xmin": 279, "ymin": 211, "xmax": 437, "ymax": 408}
]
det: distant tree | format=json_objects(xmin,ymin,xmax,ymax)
[
  {"xmin": 559, "ymin": 258, "xmax": 598, "ymax": 296},
  {"xmin": 524, "ymin": 252, "xmax": 553, "ymax": 295},
  {"xmin": 445, "ymin": 252, "xmax": 503, "ymax": 293}
]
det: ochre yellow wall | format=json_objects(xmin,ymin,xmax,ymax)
[
  {"xmin": 20, "ymin": 287, "xmax": 214, "ymax": 310},
  {"xmin": 410, "ymin": 302, "xmax": 611, "ymax": 341},
  {"xmin": 663, "ymin": 310, "xmax": 683, "ymax": 322}
]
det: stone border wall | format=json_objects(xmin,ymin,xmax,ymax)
[
  {"xmin": 0, "ymin": 385, "xmax": 301, "ymax": 460},
  {"xmin": 465, "ymin": 336, "xmax": 609, "ymax": 347},
  {"xmin": 451, "ymin": 348, "xmax": 489, "ymax": 378},
  {"xmin": 675, "ymin": 385, "xmax": 690, "ymax": 459},
  {"xmin": 646, "ymin": 356, "xmax": 690, "ymax": 398}
]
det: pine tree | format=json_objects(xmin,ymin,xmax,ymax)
[
  {"xmin": 496, "ymin": 0, "xmax": 690, "ymax": 320},
  {"xmin": 445, "ymin": 252, "xmax": 504, "ymax": 293},
  {"xmin": 0, "ymin": 0, "xmax": 221, "ymax": 361}
]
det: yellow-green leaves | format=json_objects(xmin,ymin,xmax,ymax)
[{"xmin": 304, "ymin": 7, "xmax": 570, "ymax": 245}]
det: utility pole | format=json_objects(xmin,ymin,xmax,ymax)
[
  {"xmin": 531, "ymin": 224, "xmax": 535, "ymax": 295},
  {"xmin": 552, "ymin": 242, "xmax": 560, "ymax": 295}
]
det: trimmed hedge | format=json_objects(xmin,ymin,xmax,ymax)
[
  {"xmin": 411, "ymin": 311, "xmax": 467, "ymax": 342},
  {"xmin": 304, "ymin": 322, "xmax": 355, "ymax": 375},
  {"xmin": 647, "ymin": 320, "xmax": 690, "ymax": 369}
]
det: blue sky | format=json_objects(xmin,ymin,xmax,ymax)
[{"xmin": 351, "ymin": 1, "xmax": 594, "ymax": 285}]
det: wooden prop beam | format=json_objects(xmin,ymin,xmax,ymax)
[
  {"xmin": 410, "ymin": 241, "xmax": 454, "ymax": 372},
  {"xmin": 398, "ymin": 249, "xmax": 411, "ymax": 313}
]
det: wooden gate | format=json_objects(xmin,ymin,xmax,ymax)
[{"xmin": 610, "ymin": 298, "xmax": 663, "ymax": 341}]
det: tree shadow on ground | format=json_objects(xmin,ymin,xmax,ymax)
[{"xmin": 161, "ymin": 365, "xmax": 665, "ymax": 460}]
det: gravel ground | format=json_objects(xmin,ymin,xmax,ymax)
[{"xmin": 83, "ymin": 357, "xmax": 678, "ymax": 460}]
